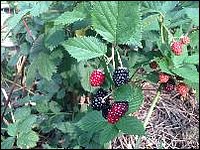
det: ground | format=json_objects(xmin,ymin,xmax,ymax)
[{"xmin": 111, "ymin": 82, "xmax": 199, "ymax": 149}]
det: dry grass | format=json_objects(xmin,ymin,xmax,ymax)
[{"xmin": 111, "ymin": 82, "xmax": 199, "ymax": 149}]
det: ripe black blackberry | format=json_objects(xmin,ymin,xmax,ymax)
[
  {"xmin": 90, "ymin": 88, "xmax": 110, "ymax": 111},
  {"xmin": 102, "ymin": 104, "xmax": 111, "ymax": 119},
  {"xmin": 112, "ymin": 67, "xmax": 129, "ymax": 87}
]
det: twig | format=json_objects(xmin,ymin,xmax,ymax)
[
  {"xmin": 22, "ymin": 19, "xmax": 35, "ymax": 40},
  {"xmin": 129, "ymin": 67, "xmax": 141, "ymax": 81},
  {"xmin": 3, "ymin": 78, "xmax": 34, "ymax": 95},
  {"xmin": 1, "ymin": 88, "xmax": 15, "ymax": 123},
  {"xmin": 1, "ymin": 55, "xmax": 27, "ymax": 122}
]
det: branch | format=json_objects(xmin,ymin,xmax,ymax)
[
  {"xmin": 1, "ymin": 56, "xmax": 27, "ymax": 122},
  {"xmin": 112, "ymin": 44, "xmax": 116, "ymax": 69}
]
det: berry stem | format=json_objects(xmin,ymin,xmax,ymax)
[
  {"xmin": 116, "ymin": 49, "xmax": 123, "ymax": 67},
  {"xmin": 102, "ymin": 92, "xmax": 112, "ymax": 101},
  {"xmin": 135, "ymin": 89, "xmax": 161, "ymax": 149},
  {"xmin": 143, "ymin": 89, "xmax": 161, "ymax": 127},
  {"xmin": 112, "ymin": 44, "xmax": 116, "ymax": 69}
]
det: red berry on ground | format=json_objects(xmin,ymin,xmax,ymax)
[
  {"xmin": 159, "ymin": 73, "xmax": 170, "ymax": 83},
  {"xmin": 171, "ymin": 41, "xmax": 183, "ymax": 55},
  {"xmin": 90, "ymin": 69, "xmax": 105, "ymax": 86},
  {"xmin": 180, "ymin": 36, "xmax": 190, "ymax": 45},
  {"xmin": 107, "ymin": 101, "xmax": 128, "ymax": 124},
  {"xmin": 163, "ymin": 78, "xmax": 175, "ymax": 92},
  {"xmin": 176, "ymin": 82, "xmax": 189, "ymax": 97}
]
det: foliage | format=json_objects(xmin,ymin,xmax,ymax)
[{"xmin": 1, "ymin": 1, "xmax": 199, "ymax": 149}]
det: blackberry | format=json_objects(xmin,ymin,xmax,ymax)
[
  {"xmin": 91, "ymin": 88, "xmax": 110, "ymax": 111},
  {"xmin": 91, "ymin": 97, "xmax": 104, "ymax": 111},
  {"xmin": 113, "ymin": 67, "xmax": 129, "ymax": 87},
  {"xmin": 102, "ymin": 104, "xmax": 111, "ymax": 119},
  {"xmin": 107, "ymin": 101, "xmax": 129, "ymax": 124}
]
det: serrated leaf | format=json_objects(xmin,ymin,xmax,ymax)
[
  {"xmin": 116, "ymin": 116, "xmax": 145, "ymax": 135},
  {"xmin": 26, "ymin": 52, "xmax": 57, "ymax": 86},
  {"xmin": 1, "ymin": 137, "xmax": 15, "ymax": 149},
  {"xmin": 77, "ymin": 62, "xmax": 96, "ymax": 92},
  {"xmin": 7, "ymin": 122, "xmax": 18, "ymax": 137},
  {"xmin": 142, "ymin": 14, "xmax": 160, "ymax": 31},
  {"xmin": 35, "ymin": 100, "xmax": 49, "ymax": 113},
  {"xmin": 44, "ymin": 27, "xmax": 65, "ymax": 51},
  {"xmin": 18, "ymin": 115, "xmax": 37, "ymax": 133},
  {"xmin": 6, "ymin": 9, "xmax": 30, "ymax": 31},
  {"xmin": 62, "ymin": 36, "xmax": 107, "ymax": 62},
  {"xmin": 185, "ymin": 8, "xmax": 199, "ymax": 26},
  {"xmin": 49, "ymin": 101, "xmax": 61, "ymax": 113},
  {"xmin": 29, "ymin": 1, "xmax": 51, "ymax": 17},
  {"xmin": 17, "ymin": 131, "xmax": 39, "ymax": 149},
  {"xmin": 14, "ymin": 106, "xmax": 31, "ymax": 121},
  {"xmin": 184, "ymin": 54, "xmax": 199, "ymax": 65},
  {"xmin": 113, "ymin": 84, "xmax": 144, "ymax": 114},
  {"xmin": 76, "ymin": 111, "xmax": 107, "ymax": 132},
  {"xmin": 99, "ymin": 124, "xmax": 119, "ymax": 144},
  {"xmin": 54, "ymin": 10, "xmax": 86, "ymax": 26},
  {"xmin": 189, "ymin": 31, "xmax": 199, "ymax": 49},
  {"xmin": 78, "ymin": 132, "xmax": 93, "ymax": 147},
  {"xmin": 91, "ymin": 1, "xmax": 142, "ymax": 46},
  {"xmin": 172, "ymin": 66, "xmax": 199, "ymax": 83},
  {"xmin": 54, "ymin": 122, "xmax": 82, "ymax": 138},
  {"xmin": 157, "ymin": 58, "xmax": 174, "ymax": 75}
]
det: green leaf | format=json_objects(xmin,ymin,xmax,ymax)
[
  {"xmin": 76, "ymin": 111, "xmax": 107, "ymax": 132},
  {"xmin": 184, "ymin": 54, "xmax": 199, "ymax": 65},
  {"xmin": 44, "ymin": 27, "xmax": 65, "ymax": 51},
  {"xmin": 29, "ymin": 1, "xmax": 51, "ymax": 17},
  {"xmin": 18, "ymin": 115, "xmax": 37, "ymax": 133},
  {"xmin": 7, "ymin": 122, "xmax": 18, "ymax": 137},
  {"xmin": 116, "ymin": 116, "xmax": 145, "ymax": 135},
  {"xmin": 171, "ymin": 46, "xmax": 188, "ymax": 68},
  {"xmin": 113, "ymin": 84, "xmax": 144, "ymax": 114},
  {"xmin": 54, "ymin": 10, "xmax": 86, "ymax": 26},
  {"xmin": 1, "ymin": 137, "xmax": 15, "ymax": 149},
  {"xmin": 142, "ymin": 14, "xmax": 160, "ymax": 31},
  {"xmin": 172, "ymin": 66, "xmax": 199, "ymax": 83},
  {"xmin": 185, "ymin": 8, "xmax": 199, "ymax": 26},
  {"xmin": 78, "ymin": 132, "xmax": 93, "ymax": 147},
  {"xmin": 17, "ymin": 130, "xmax": 39, "ymax": 149},
  {"xmin": 14, "ymin": 106, "xmax": 31, "ymax": 121},
  {"xmin": 35, "ymin": 100, "xmax": 49, "ymax": 113},
  {"xmin": 54, "ymin": 122, "xmax": 82, "ymax": 139},
  {"xmin": 184, "ymin": 79, "xmax": 199, "ymax": 100},
  {"xmin": 157, "ymin": 58, "xmax": 174, "ymax": 75},
  {"xmin": 99, "ymin": 124, "xmax": 119, "ymax": 144},
  {"xmin": 77, "ymin": 62, "xmax": 96, "ymax": 92},
  {"xmin": 91, "ymin": 1, "xmax": 142, "ymax": 46},
  {"xmin": 26, "ymin": 52, "xmax": 57, "ymax": 86},
  {"xmin": 6, "ymin": 9, "xmax": 30, "ymax": 31},
  {"xmin": 49, "ymin": 101, "xmax": 62, "ymax": 113},
  {"xmin": 189, "ymin": 31, "xmax": 199, "ymax": 49},
  {"xmin": 62, "ymin": 36, "xmax": 107, "ymax": 62}
]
